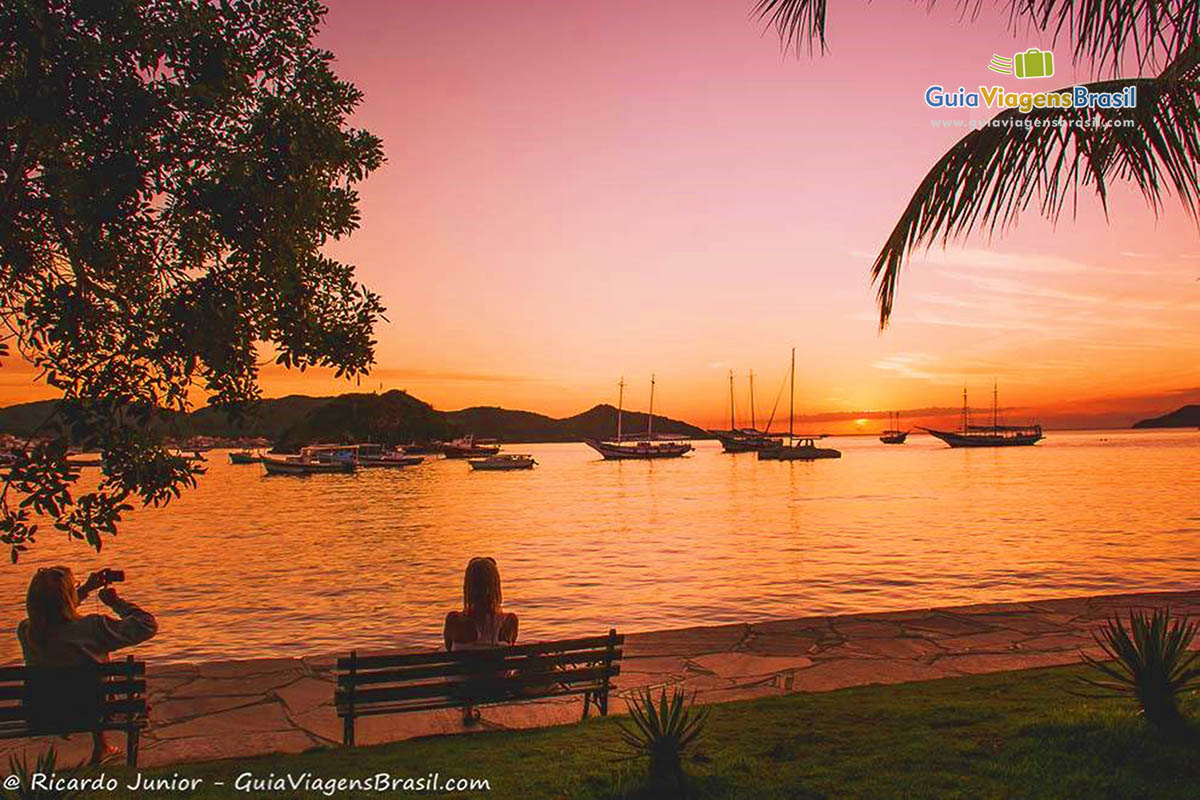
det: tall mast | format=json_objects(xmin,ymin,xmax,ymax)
[
  {"xmin": 789, "ymin": 347, "xmax": 795, "ymax": 443},
  {"xmin": 616, "ymin": 377, "xmax": 624, "ymax": 443},
  {"xmin": 749, "ymin": 370, "xmax": 757, "ymax": 432},
  {"xmin": 993, "ymin": 380, "xmax": 998, "ymax": 431},
  {"xmin": 962, "ymin": 386, "xmax": 968, "ymax": 431},
  {"xmin": 729, "ymin": 369, "xmax": 736, "ymax": 431},
  {"xmin": 648, "ymin": 374, "xmax": 655, "ymax": 438}
]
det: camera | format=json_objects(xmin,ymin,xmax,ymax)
[{"xmin": 98, "ymin": 568, "xmax": 125, "ymax": 585}]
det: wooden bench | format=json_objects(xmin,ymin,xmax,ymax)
[
  {"xmin": 0, "ymin": 656, "xmax": 148, "ymax": 767},
  {"xmin": 335, "ymin": 630, "xmax": 623, "ymax": 746}
]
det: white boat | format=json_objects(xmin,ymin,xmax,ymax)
[
  {"xmin": 262, "ymin": 445, "xmax": 356, "ymax": 475},
  {"xmin": 469, "ymin": 454, "xmax": 537, "ymax": 471},
  {"xmin": 584, "ymin": 375, "xmax": 693, "ymax": 460},
  {"xmin": 757, "ymin": 348, "xmax": 841, "ymax": 461}
]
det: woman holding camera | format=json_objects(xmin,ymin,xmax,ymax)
[{"xmin": 17, "ymin": 566, "xmax": 157, "ymax": 763}]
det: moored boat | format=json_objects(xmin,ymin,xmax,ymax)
[
  {"xmin": 759, "ymin": 436, "xmax": 841, "ymax": 460},
  {"xmin": 262, "ymin": 445, "xmax": 356, "ymax": 475},
  {"xmin": 356, "ymin": 443, "xmax": 424, "ymax": 468},
  {"xmin": 584, "ymin": 375, "xmax": 693, "ymax": 460},
  {"xmin": 756, "ymin": 348, "xmax": 842, "ymax": 461},
  {"xmin": 710, "ymin": 370, "xmax": 784, "ymax": 453},
  {"xmin": 879, "ymin": 412, "xmax": 909, "ymax": 445},
  {"xmin": 441, "ymin": 435, "xmax": 502, "ymax": 459},
  {"xmin": 920, "ymin": 385, "xmax": 1043, "ymax": 448},
  {"xmin": 469, "ymin": 454, "xmax": 537, "ymax": 471},
  {"xmin": 229, "ymin": 450, "xmax": 263, "ymax": 464}
]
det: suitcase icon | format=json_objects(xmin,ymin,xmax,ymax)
[{"xmin": 1014, "ymin": 48, "xmax": 1054, "ymax": 79}]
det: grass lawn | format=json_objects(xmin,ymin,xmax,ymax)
[{"xmin": 53, "ymin": 664, "xmax": 1200, "ymax": 799}]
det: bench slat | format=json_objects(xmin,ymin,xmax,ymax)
[
  {"xmin": 0, "ymin": 662, "xmax": 145, "ymax": 682},
  {"xmin": 0, "ymin": 679, "xmax": 146, "ymax": 702},
  {"xmin": 337, "ymin": 648, "xmax": 622, "ymax": 687},
  {"xmin": 337, "ymin": 634, "xmax": 624, "ymax": 671},
  {"xmin": 337, "ymin": 664, "xmax": 620, "ymax": 706},
  {"xmin": 0, "ymin": 697, "xmax": 147, "ymax": 722},
  {"xmin": 337, "ymin": 681, "xmax": 610, "ymax": 718}
]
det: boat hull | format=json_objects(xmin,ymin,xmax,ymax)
[
  {"xmin": 758, "ymin": 444, "xmax": 841, "ymax": 461},
  {"xmin": 920, "ymin": 427, "xmax": 1043, "ymax": 448},
  {"xmin": 469, "ymin": 457, "xmax": 536, "ymax": 471},
  {"xmin": 262, "ymin": 457, "xmax": 355, "ymax": 475},
  {"xmin": 710, "ymin": 430, "xmax": 784, "ymax": 453},
  {"xmin": 584, "ymin": 439, "xmax": 693, "ymax": 460},
  {"xmin": 358, "ymin": 456, "xmax": 424, "ymax": 468},
  {"xmin": 879, "ymin": 431, "xmax": 909, "ymax": 445},
  {"xmin": 442, "ymin": 446, "xmax": 501, "ymax": 459},
  {"xmin": 228, "ymin": 452, "xmax": 262, "ymax": 464}
]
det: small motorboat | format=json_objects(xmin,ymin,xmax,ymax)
[
  {"xmin": 262, "ymin": 445, "xmax": 356, "ymax": 475},
  {"xmin": 469, "ymin": 454, "xmax": 537, "ymax": 471},
  {"xmin": 758, "ymin": 437, "xmax": 842, "ymax": 460},
  {"xmin": 229, "ymin": 450, "xmax": 263, "ymax": 464},
  {"xmin": 356, "ymin": 444, "xmax": 424, "ymax": 468},
  {"xmin": 441, "ymin": 435, "xmax": 502, "ymax": 459}
]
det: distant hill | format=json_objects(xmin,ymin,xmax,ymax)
[
  {"xmin": 0, "ymin": 393, "xmax": 711, "ymax": 446},
  {"xmin": 1132, "ymin": 405, "xmax": 1200, "ymax": 428}
]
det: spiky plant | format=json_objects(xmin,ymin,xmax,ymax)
[
  {"xmin": 616, "ymin": 687, "xmax": 709, "ymax": 797},
  {"xmin": 753, "ymin": 0, "xmax": 1200, "ymax": 327},
  {"xmin": 1080, "ymin": 608, "xmax": 1200, "ymax": 728},
  {"xmin": 2, "ymin": 748, "xmax": 89, "ymax": 800}
]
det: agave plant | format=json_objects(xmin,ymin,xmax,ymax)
[
  {"xmin": 754, "ymin": 0, "xmax": 1200, "ymax": 327},
  {"xmin": 1079, "ymin": 608, "xmax": 1200, "ymax": 727},
  {"xmin": 2, "ymin": 747, "xmax": 88, "ymax": 800},
  {"xmin": 616, "ymin": 687, "xmax": 709, "ymax": 796}
]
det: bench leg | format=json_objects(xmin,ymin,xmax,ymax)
[
  {"xmin": 126, "ymin": 728, "xmax": 140, "ymax": 768},
  {"xmin": 343, "ymin": 714, "xmax": 355, "ymax": 747},
  {"xmin": 581, "ymin": 691, "xmax": 592, "ymax": 720}
]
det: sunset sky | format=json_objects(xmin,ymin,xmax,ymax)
[{"xmin": 4, "ymin": 0, "xmax": 1199, "ymax": 430}]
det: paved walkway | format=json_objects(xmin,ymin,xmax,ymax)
[{"xmin": 4, "ymin": 590, "xmax": 1197, "ymax": 767}]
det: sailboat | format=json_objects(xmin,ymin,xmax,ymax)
[
  {"xmin": 710, "ymin": 370, "xmax": 784, "ymax": 453},
  {"xmin": 757, "ymin": 349, "xmax": 841, "ymax": 461},
  {"xmin": 879, "ymin": 412, "xmax": 909, "ymax": 445},
  {"xmin": 585, "ymin": 376, "xmax": 694, "ymax": 459},
  {"xmin": 920, "ymin": 384, "xmax": 1043, "ymax": 447}
]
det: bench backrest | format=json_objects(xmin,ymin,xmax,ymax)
[
  {"xmin": 336, "ymin": 630, "xmax": 623, "ymax": 717},
  {"xmin": 0, "ymin": 657, "xmax": 147, "ymax": 738}
]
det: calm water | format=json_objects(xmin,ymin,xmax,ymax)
[{"xmin": 1, "ymin": 429, "xmax": 1197, "ymax": 664}]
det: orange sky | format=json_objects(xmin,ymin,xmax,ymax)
[{"xmin": 4, "ymin": 1, "xmax": 1199, "ymax": 431}]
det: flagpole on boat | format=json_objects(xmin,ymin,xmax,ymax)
[
  {"xmin": 729, "ymin": 370, "xmax": 736, "ymax": 432},
  {"xmin": 749, "ymin": 370, "xmax": 756, "ymax": 432},
  {"xmin": 789, "ymin": 347, "xmax": 795, "ymax": 446},
  {"xmin": 648, "ymin": 374, "xmax": 655, "ymax": 438},
  {"xmin": 617, "ymin": 377, "xmax": 624, "ymax": 443}
]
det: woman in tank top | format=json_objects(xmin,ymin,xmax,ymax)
[{"xmin": 443, "ymin": 557, "xmax": 519, "ymax": 722}]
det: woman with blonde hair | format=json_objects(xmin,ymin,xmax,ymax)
[{"xmin": 17, "ymin": 566, "xmax": 157, "ymax": 764}]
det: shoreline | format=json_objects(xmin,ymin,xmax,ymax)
[{"xmin": 0, "ymin": 588, "xmax": 1195, "ymax": 768}]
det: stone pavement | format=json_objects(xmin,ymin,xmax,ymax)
[{"xmin": 3, "ymin": 590, "xmax": 1197, "ymax": 767}]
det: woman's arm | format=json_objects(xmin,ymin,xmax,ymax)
[{"xmin": 88, "ymin": 588, "xmax": 157, "ymax": 652}]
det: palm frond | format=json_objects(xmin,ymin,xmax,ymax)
[
  {"xmin": 753, "ymin": 0, "xmax": 827, "ymax": 54},
  {"xmin": 755, "ymin": 0, "xmax": 1199, "ymax": 72},
  {"xmin": 871, "ymin": 44, "xmax": 1200, "ymax": 326},
  {"xmin": 980, "ymin": 0, "xmax": 1200, "ymax": 76}
]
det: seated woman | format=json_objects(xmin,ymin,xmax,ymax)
[
  {"xmin": 17, "ymin": 566, "xmax": 158, "ymax": 764},
  {"xmin": 443, "ymin": 557, "xmax": 518, "ymax": 723}
]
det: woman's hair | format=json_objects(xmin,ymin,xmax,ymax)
[
  {"xmin": 462, "ymin": 557, "xmax": 502, "ymax": 616},
  {"xmin": 26, "ymin": 566, "xmax": 80, "ymax": 645}
]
